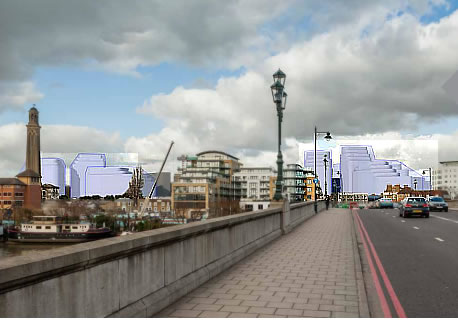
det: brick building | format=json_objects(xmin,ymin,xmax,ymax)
[
  {"xmin": 0, "ymin": 107, "xmax": 42, "ymax": 211},
  {"xmin": 0, "ymin": 178, "xmax": 26, "ymax": 209}
]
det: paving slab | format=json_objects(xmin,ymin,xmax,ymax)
[{"xmin": 155, "ymin": 208, "xmax": 366, "ymax": 318}]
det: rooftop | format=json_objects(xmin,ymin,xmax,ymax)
[
  {"xmin": 196, "ymin": 150, "xmax": 239, "ymax": 160},
  {"xmin": 16, "ymin": 169, "xmax": 40, "ymax": 178},
  {"xmin": 0, "ymin": 178, "xmax": 26, "ymax": 186}
]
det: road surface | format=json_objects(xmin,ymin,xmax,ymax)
[{"xmin": 356, "ymin": 208, "xmax": 458, "ymax": 317}]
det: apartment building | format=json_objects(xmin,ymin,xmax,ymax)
[
  {"xmin": 305, "ymin": 171, "xmax": 316, "ymax": 201},
  {"xmin": 233, "ymin": 167, "xmax": 276, "ymax": 211},
  {"xmin": 284, "ymin": 164, "xmax": 315, "ymax": 202},
  {"xmin": 172, "ymin": 151, "xmax": 242, "ymax": 218},
  {"xmin": 115, "ymin": 197, "xmax": 171, "ymax": 216},
  {"xmin": 433, "ymin": 161, "xmax": 458, "ymax": 199},
  {"xmin": 0, "ymin": 178, "xmax": 26, "ymax": 209}
]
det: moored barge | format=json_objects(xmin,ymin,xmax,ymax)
[{"xmin": 7, "ymin": 216, "xmax": 113, "ymax": 243}]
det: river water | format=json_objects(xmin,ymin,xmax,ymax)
[{"xmin": 0, "ymin": 242, "xmax": 71, "ymax": 258}]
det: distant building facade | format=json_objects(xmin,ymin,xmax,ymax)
[
  {"xmin": 339, "ymin": 145, "xmax": 430, "ymax": 195},
  {"xmin": 304, "ymin": 150, "xmax": 332, "ymax": 197},
  {"xmin": 66, "ymin": 153, "xmax": 159, "ymax": 198},
  {"xmin": 0, "ymin": 178, "xmax": 26, "ymax": 209},
  {"xmin": 41, "ymin": 158, "xmax": 66, "ymax": 195},
  {"xmin": 233, "ymin": 167, "xmax": 276, "ymax": 211},
  {"xmin": 70, "ymin": 153, "xmax": 106, "ymax": 198},
  {"xmin": 0, "ymin": 107, "xmax": 42, "ymax": 210},
  {"xmin": 284, "ymin": 164, "xmax": 306, "ymax": 202},
  {"xmin": 149, "ymin": 172, "xmax": 171, "ymax": 197},
  {"xmin": 433, "ymin": 161, "xmax": 458, "ymax": 199},
  {"xmin": 42, "ymin": 183, "xmax": 60, "ymax": 200},
  {"xmin": 172, "ymin": 151, "xmax": 242, "ymax": 219},
  {"xmin": 85, "ymin": 166, "xmax": 133, "ymax": 197},
  {"xmin": 115, "ymin": 197, "xmax": 171, "ymax": 216}
]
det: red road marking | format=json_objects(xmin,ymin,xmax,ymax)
[
  {"xmin": 353, "ymin": 210, "xmax": 392, "ymax": 317},
  {"xmin": 355, "ymin": 210, "xmax": 407, "ymax": 318}
]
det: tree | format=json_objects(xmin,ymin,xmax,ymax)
[{"xmin": 126, "ymin": 166, "xmax": 144, "ymax": 208}]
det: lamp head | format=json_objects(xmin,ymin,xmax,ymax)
[{"xmin": 273, "ymin": 69, "xmax": 286, "ymax": 86}]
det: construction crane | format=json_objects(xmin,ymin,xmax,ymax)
[{"xmin": 138, "ymin": 141, "xmax": 174, "ymax": 218}]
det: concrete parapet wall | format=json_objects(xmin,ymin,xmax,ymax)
[
  {"xmin": 0, "ymin": 201, "xmax": 324, "ymax": 317},
  {"xmin": 290, "ymin": 201, "xmax": 326, "ymax": 230}
]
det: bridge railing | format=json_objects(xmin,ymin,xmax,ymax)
[{"xmin": 0, "ymin": 200, "xmax": 324, "ymax": 318}]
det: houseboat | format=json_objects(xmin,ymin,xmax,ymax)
[{"xmin": 6, "ymin": 216, "xmax": 113, "ymax": 243}]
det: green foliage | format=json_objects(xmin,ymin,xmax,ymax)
[
  {"xmin": 94, "ymin": 214, "xmax": 116, "ymax": 228},
  {"xmin": 135, "ymin": 219, "xmax": 162, "ymax": 232}
]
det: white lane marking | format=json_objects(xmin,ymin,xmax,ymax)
[
  {"xmin": 401, "ymin": 220, "xmax": 406, "ymax": 223},
  {"xmin": 413, "ymin": 226, "xmax": 420, "ymax": 230},
  {"xmin": 392, "ymin": 216, "xmax": 396, "ymax": 218},
  {"xmin": 431, "ymin": 215, "xmax": 458, "ymax": 224},
  {"xmin": 435, "ymin": 237, "xmax": 444, "ymax": 242}
]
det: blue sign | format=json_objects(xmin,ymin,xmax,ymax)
[{"xmin": 313, "ymin": 178, "xmax": 319, "ymax": 184}]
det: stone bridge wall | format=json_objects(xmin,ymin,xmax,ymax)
[{"xmin": 0, "ymin": 200, "xmax": 324, "ymax": 317}]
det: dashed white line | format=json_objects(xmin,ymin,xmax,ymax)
[
  {"xmin": 431, "ymin": 215, "xmax": 458, "ymax": 224},
  {"xmin": 435, "ymin": 237, "xmax": 444, "ymax": 242},
  {"xmin": 392, "ymin": 216, "xmax": 396, "ymax": 218},
  {"xmin": 401, "ymin": 220, "xmax": 406, "ymax": 223},
  {"xmin": 413, "ymin": 226, "xmax": 420, "ymax": 230}
]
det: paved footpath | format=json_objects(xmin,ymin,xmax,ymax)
[{"xmin": 156, "ymin": 208, "xmax": 365, "ymax": 318}]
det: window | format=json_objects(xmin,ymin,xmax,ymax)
[
  {"xmin": 45, "ymin": 226, "xmax": 51, "ymax": 230},
  {"xmin": 72, "ymin": 226, "xmax": 77, "ymax": 229},
  {"xmin": 3, "ymin": 192, "xmax": 7, "ymax": 196},
  {"xmin": 36, "ymin": 226, "xmax": 42, "ymax": 229},
  {"xmin": 258, "ymin": 204, "xmax": 263, "ymax": 210}
]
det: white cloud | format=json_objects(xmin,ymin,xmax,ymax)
[
  {"xmin": 0, "ymin": 82, "xmax": 44, "ymax": 111},
  {"xmin": 0, "ymin": 123, "xmax": 122, "ymax": 177},
  {"xmin": 1, "ymin": 1, "xmax": 458, "ymax": 177},
  {"xmin": 136, "ymin": 9, "xmax": 458, "ymax": 165}
]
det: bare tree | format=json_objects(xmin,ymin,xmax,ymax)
[{"xmin": 126, "ymin": 166, "xmax": 144, "ymax": 208}]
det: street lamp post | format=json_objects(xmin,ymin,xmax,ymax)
[
  {"xmin": 422, "ymin": 168, "xmax": 432, "ymax": 193},
  {"xmin": 314, "ymin": 127, "xmax": 332, "ymax": 212},
  {"xmin": 271, "ymin": 69, "xmax": 287, "ymax": 201},
  {"xmin": 323, "ymin": 155, "xmax": 328, "ymax": 197},
  {"xmin": 336, "ymin": 170, "xmax": 341, "ymax": 202}
]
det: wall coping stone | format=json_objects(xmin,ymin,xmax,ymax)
[{"xmin": 0, "ymin": 205, "xmax": 284, "ymax": 290}]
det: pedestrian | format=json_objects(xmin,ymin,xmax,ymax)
[{"xmin": 325, "ymin": 195, "xmax": 330, "ymax": 210}]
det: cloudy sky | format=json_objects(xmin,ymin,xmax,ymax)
[{"xmin": 1, "ymin": 0, "xmax": 458, "ymax": 177}]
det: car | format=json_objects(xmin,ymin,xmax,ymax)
[
  {"xmin": 399, "ymin": 197, "xmax": 429, "ymax": 218},
  {"xmin": 428, "ymin": 197, "xmax": 448, "ymax": 212},
  {"xmin": 377, "ymin": 198, "xmax": 394, "ymax": 209}
]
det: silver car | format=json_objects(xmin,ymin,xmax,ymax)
[{"xmin": 428, "ymin": 197, "xmax": 448, "ymax": 212}]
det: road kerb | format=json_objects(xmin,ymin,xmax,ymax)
[
  {"xmin": 350, "ymin": 208, "xmax": 384, "ymax": 317},
  {"xmin": 349, "ymin": 208, "xmax": 370, "ymax": 318}
]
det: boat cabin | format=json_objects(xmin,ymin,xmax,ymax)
[{"xmin": 21, "ymin": 216, "xmax": 91, "ymax": 233}]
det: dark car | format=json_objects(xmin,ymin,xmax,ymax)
[
  {"xmin": 399, "ymin": 197, "xmax": 429, "ymax": 218},
  {"xmin": 428, "ymin": 197, "xmax": 448, "ymax": 212}
]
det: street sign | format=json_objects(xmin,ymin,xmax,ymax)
[{"xmin": 313, "ymin": 178, "xmax": 318, "ymax": 184}]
